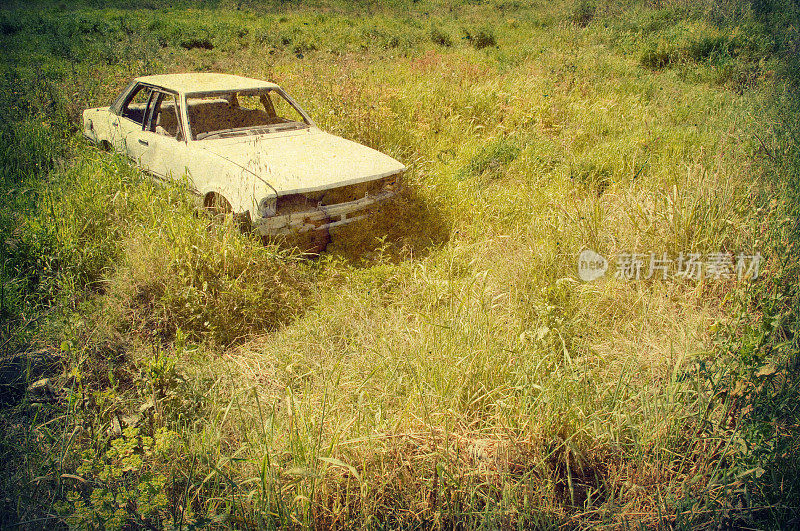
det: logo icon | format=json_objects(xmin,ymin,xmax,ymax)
[{"xmin": 578, "ymin": 249, "xmax": 608, "ymax": 281}]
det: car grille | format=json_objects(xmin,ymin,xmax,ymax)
[{"xmin": 275, "ymin": 175, "xmax": 400, "ymax": 215}]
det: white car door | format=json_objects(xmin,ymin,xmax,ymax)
[
  {"xmin": 128, "ymin": 90, "xmax": 194, "ymax": 184},
  {"xmin": 113, "ymin": 88, "xmax": 193, "ymax": 188},
  {"xmin": 114, "ymin": 84, "xmax": 154, "ymax": 156}
]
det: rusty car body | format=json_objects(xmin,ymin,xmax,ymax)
[{"xmin": 82, "ymin": 73, "xmax": 405, "ymax": 243}]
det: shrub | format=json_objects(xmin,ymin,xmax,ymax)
[
  {"xmin": 430, "ymin": 26, "xmax": 453, "ymax": 47},
  {"xmin": 571, "ymin": 0, "xmax": 596, "ymax": 27},
  {"xmin": 471, "ymin": 28, "xmax": 496, "ymax": 49},
  {"xmin": 179, "ymin": 36, "xmax": 214, "ymax": 50},
  {"xmin": 54, "ymin": 426, "xmax": 183, "ymax": 529}
]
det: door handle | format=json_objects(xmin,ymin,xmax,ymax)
[{"xmin": 138, "ymin": 139, "xmax": 149, "ymax": 146}]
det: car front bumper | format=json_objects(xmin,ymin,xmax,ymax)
[{"xmin": 252, "ymin": 188, "xmax": 397, "ymax": 235}]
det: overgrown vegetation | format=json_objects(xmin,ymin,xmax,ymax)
[{"xmin": 1, "ymin": 0, "xmax": 799, "ymax": 527}]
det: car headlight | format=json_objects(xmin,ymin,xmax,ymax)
[
  {"xmin": 258, "ymin": 197, "xmax": 277, "ymax": 217},
  {"xmin": 382, "ymin": 175, "xmax": 402, "ymax": 193}
]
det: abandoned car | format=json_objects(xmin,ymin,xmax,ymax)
[{"xmin": 82, "ymin": 73, "xmax": 405, "ymax": 248}]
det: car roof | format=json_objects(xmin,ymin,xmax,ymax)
[{"xmin": 135, "ymin": 73, "xmax": 280, "ymax": 95}]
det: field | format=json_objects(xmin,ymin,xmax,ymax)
[{"xmin": 1, "ymin": 0, "xmax": 800, "ymax": 527}]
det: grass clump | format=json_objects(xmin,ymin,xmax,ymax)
[
  {"xmin": 457, "ymin": 137, "xmax": 521, "ymax": 180},
  {"xmin": 465, "ymin": 27, "xmax": 497, "ymax": 49},
  {"xmin": 1, "ymin": 149, "xmax": 135, "ymax": 326},
  {"xmin": 430, "ymin": 25, "xmax": 453, "ymax": 47},
  {"xmin": 640, "ymin": 36, "xmax": 677, "ymax": 68},
  {"xmin": 570, "ymin": 0, "xmax": 596, "ymax": 27},
  {"xmin": 109, "ymin": 213, "xmax": 312, "ymax": 347}
]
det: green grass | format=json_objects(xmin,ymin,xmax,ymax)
[{"xmin": 1, "ymin": 0, "xmax": 799, "ymax": 527}]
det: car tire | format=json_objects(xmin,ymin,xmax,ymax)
[
  {"xmin": 204, "ymin": 192, "xmax": 233, "ymax": 217},
  {"xmin": 204, "ymin": 193, "xmax": 251, "ymax": 231}
]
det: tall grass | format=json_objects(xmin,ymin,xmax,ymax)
[{"xmin": 1, "ymin": 0, "xmax": 798, "ymax": 527}]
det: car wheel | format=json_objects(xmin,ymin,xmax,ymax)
[
  {"xmin": 204, "ymin": 193, "xmax": 251, "ymax": 231},
  {"xmin": 204, "ymin": 192, "xmax": 233, "ymax": 216}
]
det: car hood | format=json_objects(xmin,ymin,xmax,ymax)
[{"xmin": 195, "ymin": 128, "xmax": 406, "ymax": 195}]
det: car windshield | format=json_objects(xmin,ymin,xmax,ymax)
[{"xmin": 186, "ymin": 89, "xmax": 310, "ymax": 140}]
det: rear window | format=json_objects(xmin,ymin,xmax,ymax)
[
  {"xmin": 148, "ymin": 92, "xmax": 184, "ymax": 141},
  {"xmin": 121, "ymin": 85, "xmax": 153, "ymax": 126}
]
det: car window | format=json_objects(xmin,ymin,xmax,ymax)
[
  {"xmin": 147, "ymin": 92, "xmax": 183, "ymax": 141},
  {"xmin": 186, "ymin": 89, "xmax": 309, "ymax": 140},
  {"xmin": 263, "ymin": 92, "xmax": 306, "ymax": 125},
  {"xmin": 111, "ymin": 81, "xmax": 136, "ymax": 115},
  {"xmin": 121, "ymin": 85, "xmax": 153, "ymax": 126}
]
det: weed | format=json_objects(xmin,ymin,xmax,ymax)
[
  {"xmin": 465, "ymin": 27, "xmax": 497, "ymax": 49},
  {"xmin": 430, "ymin": 25, "xmax": 453, "ymax": 47},
  {"xmin": 107, "ymin": 211, "xmax": 312, "ymax": 346},
  {"xmin": 641, "ymin": 37, "xmax": 677, "ymax": 68},
  {"xmin": 571, "ymin": 0, "xmax": 596, "ymax": 27},
  {"xmin": 457, "ymin": 137, "xmax": 520, "ymax": 180}
]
